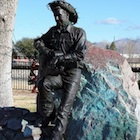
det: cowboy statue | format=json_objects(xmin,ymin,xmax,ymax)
[{"xmin": 34, "ymin": 0, "xmax": 87, "ymax": 139}]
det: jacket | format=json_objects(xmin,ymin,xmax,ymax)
[{"xmin": 36, "ymin": 24, "xmax": 87, "ymax": 77}]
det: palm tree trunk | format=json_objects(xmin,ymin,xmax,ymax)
[{"xmin": 0, "ymin": 0, "xmax": 18, "ymax": 106}]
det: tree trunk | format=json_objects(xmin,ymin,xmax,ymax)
[{"xmin": 0, "ymin": 0, "xmax": 18, "ymax": 106}]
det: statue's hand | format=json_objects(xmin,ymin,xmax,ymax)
[
  {"xmin": 49, "ymin": 55, "xmax": 64, "ymax": 69},
  {"xmin": 50, "ymin": 56, "xmax": 59, "ymax": 69}
]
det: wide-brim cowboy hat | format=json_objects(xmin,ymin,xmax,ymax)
[{"xmin": 48, "ymin": 0, "xmax": 78, "ymax": 24}]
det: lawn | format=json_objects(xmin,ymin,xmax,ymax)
[{"xmin": 13, "ymin": 90, "xmax": 37, "ymax": 112}]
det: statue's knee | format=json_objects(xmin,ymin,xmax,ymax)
[
  {"xmin": 43, "ymin": 80, "xmax": 51, "ymax": 91},
  {"xmin": 37, "ymin": 78, "xmax": 50, "ymax": 90}
]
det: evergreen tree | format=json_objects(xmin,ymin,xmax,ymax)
[{"xmin": 109, "ymin": 41, "xmax": 117, "ymax": 51}]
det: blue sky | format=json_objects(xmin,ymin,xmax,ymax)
[{"xmin": 14, "ymin": 0, "xmax": 140, "ymax": 43}]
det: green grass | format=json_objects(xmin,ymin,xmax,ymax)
[{"xmin": 13, "ymin": 90, "xmax": 37, "ymax": 112}]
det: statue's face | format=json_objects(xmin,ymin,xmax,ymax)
[{"xmin": 53, "ymin": 7, "xmax": 69, "ymax": 26}]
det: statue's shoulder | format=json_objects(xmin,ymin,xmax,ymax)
[{"xmin": 72, "ymin": 25, "xmax": 86, "ymax": 34}]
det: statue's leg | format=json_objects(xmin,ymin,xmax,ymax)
[
  {"xmin": 37, "ymin": 75, "xmax": 63, "ymax": 126},
  {"xmin": 51, "ymin": 69, "xmax": 81, "ymax": 140}
]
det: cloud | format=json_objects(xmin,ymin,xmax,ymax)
[
  {"xmin": 95, "ymin": 17, "xmax": 123, "ymax": 25},
  {"xmin": 127, "ymin": 25, "xmax": 140, "ymax": 30}
]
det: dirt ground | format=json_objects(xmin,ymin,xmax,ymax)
[{"xmin": 13, "ymin": 90, "xmax": 37, "ymax": 112}]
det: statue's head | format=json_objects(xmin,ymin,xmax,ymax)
[{"xmin": 48, "ymin": 0, "xmax": 78, "ymax": 25}]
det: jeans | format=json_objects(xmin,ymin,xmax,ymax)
[{"xmin": 37, "ymin": 68, "xmax": 81, "ymax": 139}]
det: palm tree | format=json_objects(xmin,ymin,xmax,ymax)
[{"xmin": 0, "ymin": 0, "xmax": 18, "ymax": 106}]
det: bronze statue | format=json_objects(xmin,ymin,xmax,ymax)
[{"xmin": 34, "ymin": 1, "xmax": 87, "ymax": 139}]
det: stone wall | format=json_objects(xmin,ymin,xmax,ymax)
[{"xmin": 0, "ymin": 107, "xmax": 42, "ymax": 140}]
